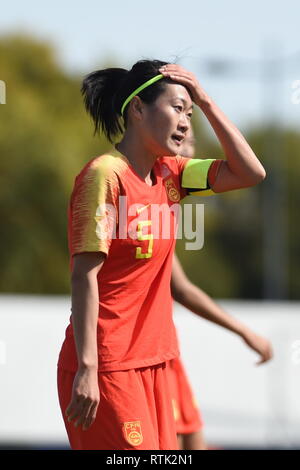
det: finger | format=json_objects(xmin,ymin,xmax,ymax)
[
  {"xmin": 68, "ymin": 408, "xmax": 82, "ymax": 423},
  {"xmin": 256, "ymin": 353, "xmax": 270, "ymax": 365},
  {"xmin": 165, "ymin": 74, "xmax": 194, "ymax": 83},
  {"xmin": 65, "ymin": 396, "xmax": 79, "ymax": 417},
  {"xmin": 266, "ymin": 351, "xmax": 273, "ymax": 361},
  {"xmin": 160, "ymin": 73, "xmax": 195, "ymax": 87},
  {"xmin": 262, "ymin": 346, "xmax": 273, "ymax": 362},
  {"xmin": 159, "ymin": 64, "xmax": 186, "ymax": 71},
  {"xmin": 66, "ymin": 398, "xmax": 87, "ymax": 422},
  {"xmin": 66, "ymin": 403, "xmax": 79, "ymax": 421},
  {"xmin": 65, "ymin": 402, "xmax": 74, "ymax": 418},
  {"xmin": 159, "ymin": 70, "xmax": 192, "ymax": 79},
  {"xmin": 256, "ymin": 359, "xmax": 264, "ymax": 365},
  {"xmin": 159, "ymin": 65, "xmax": 190, "ymax": 74},
  {"xmin": 83, "ymin": 402, "xmax": 99, "ymax": 431},
  {"xmin": 66, "ymin": 391, "xmax": 82, "ymax": 414},
  {"xmin": 159, "ymin": 66, "xmax": 192, "ymax": 77},
  {"xmin": 268, "ymin": 347, "xmax": 274, "ymax": 359},
  {"xmin": 73, "ymin": 400, "xmax": 93, "ymax": 428},
  {"xmin": 162, "ymin": 75, "xmax": 195, "ymax": 86}
]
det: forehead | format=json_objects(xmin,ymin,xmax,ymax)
[{"xmin": 159, "ymin": 83, "xmax": 193, "ymax": 107}]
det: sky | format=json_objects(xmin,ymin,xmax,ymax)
[{"xmin": 1, "ymin": 0, "xmax": 300, "ymax": 131}]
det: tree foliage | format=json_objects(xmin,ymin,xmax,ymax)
[{"xmin": 0, "ymin": 34, "xmax": 299, "ymax": 298}]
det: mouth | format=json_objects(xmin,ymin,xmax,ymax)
[{"xmin": 171, "ymin": 133, "xmax": 185, "ymax": 146}]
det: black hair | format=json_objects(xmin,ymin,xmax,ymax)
[{"xmin": 81, "ymin": 59, "xmax": 171, "ymax": 143}]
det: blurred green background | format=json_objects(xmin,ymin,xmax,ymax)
[{"xmin": 1, "ymin": 34, "xmax": 299, "ymax": 299}]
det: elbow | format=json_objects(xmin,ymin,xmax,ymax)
[
  {"xmin": 252, "ymin": 167, "xmax": 266, "ymax": 185},
  {"xmin": 71, "ymin": 268, "xmax": 92, "ymax": 284},
  {"xmin": 261, "ymin": 168, "xmax": 267, "ymax": 181},
  {"xmin": 171, "ymin": 281, "xmax": 193, "ymax": 305},
  {"xmin": 171, "ymin": 283, "xmax": 190, "ymax": 304},
  {"xmin": 252, "ymin": 157, "xmax": 267, "ymax": 184},
  {"xmin": 244, "ymin": 165, "xmax": 267, "ymax": 187},
  {"xmin": 256, "ymin": 164, "xmax": 267, "ymax": 182},
  {"xmin": 71, "ymin": 270, "xmax": 86, "ymax": 286},
  {"xmin": 171, "ymin": 286, "xmax": 184, "ymax": 303}
]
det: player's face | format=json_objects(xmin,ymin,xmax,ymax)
[{"xmin": 141, "ymin": 83, "xmax": 193, "ymax": 157}]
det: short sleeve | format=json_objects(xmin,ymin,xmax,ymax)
[
  {"xmin": 69, "ymin": 160, "xmax": 120, "ymax": 257},
  {"xmin": 176, "ymin": 155, "xmax": 223, "ymax": 197}
]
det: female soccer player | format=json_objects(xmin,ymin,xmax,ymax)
[
  {"xmin": 57, "ymin": 60, "xmax": 266, "ymax": 450},
  {"xmin": 168, "ymin": 129, "xmax": 272, "ymax": 450},
  {"xmin": 170, "ymin": 254, "xmax": 273, "ymax": 450}
]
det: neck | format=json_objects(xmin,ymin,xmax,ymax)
[{"xmin": 116, "ymin": 130, "xmax": 157, "ymax": 182}]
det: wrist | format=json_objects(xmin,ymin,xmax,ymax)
[
  {"xmin": 235, "ymin": 324, "xmax": 250, "ymax": 339},
  {"xmin": 195, "ymin": 88, "xmax": 212, "ymax": 108},
  {"xmin": 78, "ymin": 361, "xmax": 98, "ymax": 372}
]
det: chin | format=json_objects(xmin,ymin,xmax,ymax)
[{"xmin": 161, "ymin": 143, "xmax": 178, "ymax": 157}]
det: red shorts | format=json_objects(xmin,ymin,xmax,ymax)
[
  {"xmin": 57, "ymin": 362, "xmax": 178, "ymax": 450},
  {"xmin": 168, "ymin": 357, "xmax": 204, "ymax": 434}
]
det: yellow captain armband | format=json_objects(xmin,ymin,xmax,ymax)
[{"xmin": 181, "ymin": 158, "xmax": 217, "ymax": 197}]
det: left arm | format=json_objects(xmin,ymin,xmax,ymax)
[{"xmin": 171, "ymin": 254, "xmax": 273, "ymax": 365}]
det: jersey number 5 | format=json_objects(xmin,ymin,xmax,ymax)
[{"xmin": 136, "ymin": 220, "xmax": 153, "ymax": 259}]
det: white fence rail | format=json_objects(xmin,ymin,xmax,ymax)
[{"xmin": 0, "ymin": 295, "xmax": 299, "ymax": 449}]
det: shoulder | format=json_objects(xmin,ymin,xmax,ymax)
[
  {"xmin": 76, "ymin": 151, "xmax": 128, "ymax": 186},
  {"xmin": 86, "ymin": 152, "xmax": 127, "ymax": 177},
  {"xmin": 158, "ymin": 155, "xmax": 190, "ymax": 177}
]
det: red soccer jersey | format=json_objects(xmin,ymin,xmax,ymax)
[{"xmin": 58, "ymin": 147, "xmax": 222, "ymax": 372}]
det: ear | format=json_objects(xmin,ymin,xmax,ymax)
[{"xmin": 129, "ymin": 96, "xmax": 144, "ymax": 121}]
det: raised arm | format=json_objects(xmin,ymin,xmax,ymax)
[
  {"xmin": 171, "ymin": 254, "xmax": 273, "ymax": 364},
  {"xmin": 159, "ymin": 64, "xmax": 266, "ymax": 192}
]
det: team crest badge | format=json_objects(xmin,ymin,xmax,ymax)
[
  {"xmin": 123, "ymin": 420, "xmax": 143, "ymax": 446},
  {"xmin": 165, "ymin": 178, "xmax": 180, "ymax": 202}
]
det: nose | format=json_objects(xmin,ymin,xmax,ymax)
[{"xmin": 178, "ymin": 114, "xmax": 189, "ymax": 133}]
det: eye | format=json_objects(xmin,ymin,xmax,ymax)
[
  {"xmin": 187, "ymin": 112, "xmax": 193, "ymax": 120},
  {"xmin": 173, "ymin": 104, "xmax": 183, "ymax": 112}
]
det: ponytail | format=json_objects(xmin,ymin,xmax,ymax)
[
  {"xmin": 81, "ymin": 60, "xmax": 170, "ymax": 143},
  {"xmin": 81, "ymin": 68, "xmax": 127, "ymax": 143}
]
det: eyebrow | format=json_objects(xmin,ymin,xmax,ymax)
[{"xmin": 175, "ymin": 97, "xmax": 194, "ymax": 110}]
